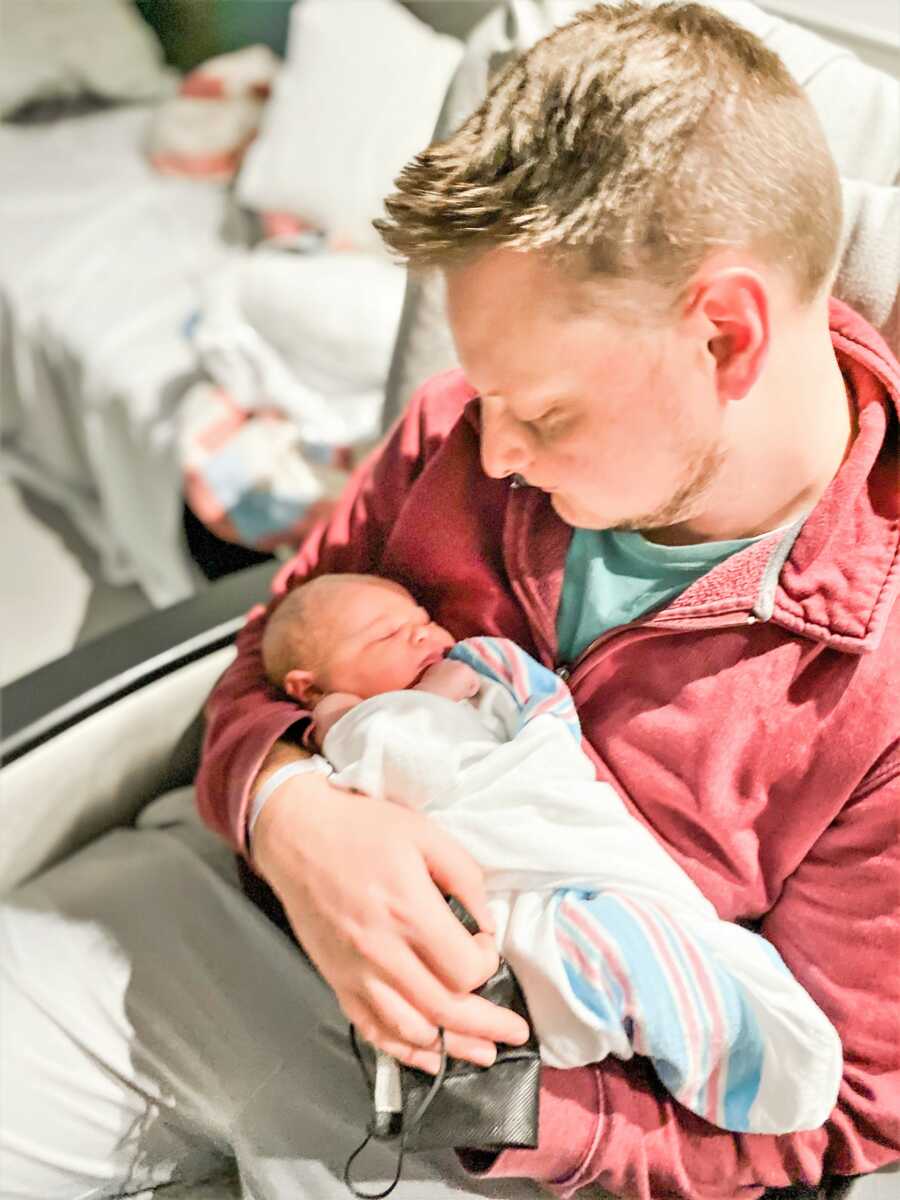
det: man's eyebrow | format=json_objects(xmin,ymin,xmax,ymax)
[
  {"xmin": 484, "ymin": 391, "xmax": 571, "ymax": 418},
  {"xmin": 516, "ymin": 397, "xmax": 570, "ymax": 421}
]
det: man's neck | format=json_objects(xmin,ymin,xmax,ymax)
[{"xmin": 647, "ymin": 310, "xmax": 854, "ymax": 547}]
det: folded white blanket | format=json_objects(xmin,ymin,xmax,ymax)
[{"xmin": 193, "ymin": 247, "xmax": 406, "ymax": 446}]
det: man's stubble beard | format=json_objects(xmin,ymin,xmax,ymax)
[{"xmin": 611, "ymin": 440, "xmax": 729, "ymax": 535}]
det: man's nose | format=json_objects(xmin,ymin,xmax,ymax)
[{"xmin": 480, "ymin": 399, "xmax": 531, "ymax": 480}]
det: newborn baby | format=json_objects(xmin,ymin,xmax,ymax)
[
  {"xmin": 262, "ymin": 572, "xmax": 842, "ymax": 1136},
  {"xmin": 262, "ymin": 573, "xmax": 482, "ymax": 742}
]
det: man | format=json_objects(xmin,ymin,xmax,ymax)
[{"xmin": 2, "ymin": 4, "xmax": 897, "ymax": 1199}]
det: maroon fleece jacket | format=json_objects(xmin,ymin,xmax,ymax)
[{"xmin": 196, "ymin": 299, "xmax": 900, "ymax": 1199}]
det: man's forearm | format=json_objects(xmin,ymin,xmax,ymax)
[
  {"xmin": 252, "ymin": 738, "xmax": 312, "ymax": 799},
  {"xmin": 246, "ymin": 738, "xmax": 313, "ymax": 860},
  {"xmin": 194, "ymin": 611, "xmax": 318, "ymax": 852}
]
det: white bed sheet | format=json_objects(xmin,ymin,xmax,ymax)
[{"xmin": 0, "ymin": 105, "xmax": 238, "ymax": 606}]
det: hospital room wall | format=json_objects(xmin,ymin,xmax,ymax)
[
  {"xmin": 136, "ymin": 1, "xmax": 898, "ymax": 79},
  {"xmin": 135, "ymin": 1, "xmax": 497, "ymax": 71},
  {"xmin": 762, "ymin": 0, "xmax": 900, "ymax": 79},
  {"xmin": 136, "ymin": 1, "xmax": 290, "ymax": 69}
]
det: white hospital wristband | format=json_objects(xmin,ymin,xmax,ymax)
[{"xmin": 247, "ymin": 755, "xmax": 333, "ymax": 840}]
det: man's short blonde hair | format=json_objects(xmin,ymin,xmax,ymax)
[{"xmin": 376, "ymin": 2, "xmax": 841, "ymax": 310}]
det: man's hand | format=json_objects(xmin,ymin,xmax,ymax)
[{"xmin": 252, "ymin": 772, "xmax": 531, "ymax": 1073}]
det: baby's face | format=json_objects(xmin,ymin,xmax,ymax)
[{"xmin": 313, "ymin": 578, "xmax": 454, "ymax": 699}]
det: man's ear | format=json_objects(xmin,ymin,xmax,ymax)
[
  {"xmin": 690, "ymin": 266, "xmax": 770, "ymax": 403},
  {"xmin": 283, "ymin": 668, "xmax": 318, "ymax": 704}
]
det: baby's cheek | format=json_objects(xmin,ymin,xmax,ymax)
[
  {"xmin": 437, "ymin": 627, "xmax": 455, "ymax": 649},
  {"xmin": 373, "ymin": 651, "xmax": 417, "ymax": 693}
]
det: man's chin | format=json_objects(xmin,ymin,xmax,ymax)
[
  {"xmin": 549, "ymin": 491, "xmax": 575, "ymax": 521},
  {"xmin": 549, "ymin": 491, "xmax": 605, "ymax": 528},
  {"xmin": 550, "ymin": 490, "xmax": 701, "ymax": 535}
]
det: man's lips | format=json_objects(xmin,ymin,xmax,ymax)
[{"xmin": 517, "ymin": 476, "xmax": 558, "ymax": 493}]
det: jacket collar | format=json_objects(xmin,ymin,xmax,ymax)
[{"xmin": 765, "ymin": 299, "xmax": 899, "ymax": 653}]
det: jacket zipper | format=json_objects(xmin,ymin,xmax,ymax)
[
  {"xmin": 504, "ymin": 478, "xmax": 762, "ymax": 685},
  {"xmin": 558, "ymin": 611, "xmax": 760, "ymax": 690}
]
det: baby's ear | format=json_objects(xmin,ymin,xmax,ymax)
[{"xmin": 283, "ymin": 669, "xmax": 317, "ymax": 704}]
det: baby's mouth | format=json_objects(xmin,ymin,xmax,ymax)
[{"xmin": 411, "ymin": 649, "xmax": 448, "ymax": 686}]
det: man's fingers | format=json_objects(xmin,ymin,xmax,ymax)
[
  {"xmin": 375, "ymin": 1038, "xmax": 443, "ymax": 1075},
  {"xmin": 354, "ymin": 969, "xmax": 439, "ymax": 1048},
  {"xmin": 403, "ymin": 875, "xmax": 500, "ymax": 995},
  {"xmin": 440, "ymin": 989, "xmax": 530, "ymax": 1047},
  {"xmin": 379, "ymin": 940, "xmax": 530, "ymax": 1046},
  {"xmin": 472, "ymin": 931, "xmax": 501, "ymax": 982},
  {"xmin": 356, "ymin": 939, "xmax": 496, "ymax": 1043},
  {"xmin": 422, "ymin": 830, "xmax": 496, "ymax": 936},
  {"xmin": 347, "ymin": 934, "xmax": 529, "ymax": 1051},
  {"xmin": 406, "ymin": 910, "xmax": 493, "ymax": 995},
  {"xmin": 346, "ymin": 976, "xmax": 501, "ymax": 1072},
  {"xmin": 359, "ymin": 1030, "xmax": 499, "ymax": 1074},
  {"xmin": 441, "ymin": 1030, "xmax": 498, "ymax": 1067}
]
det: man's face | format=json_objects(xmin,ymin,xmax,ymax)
[{"xmin": 445, "ymin": 248, "xmax": 727, "ymax": 533}]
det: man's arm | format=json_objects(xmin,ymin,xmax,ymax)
[
  {"xmin": 194, "ymin": 377, "xmax": 446, "ymax": 853},
  {"xmin": 480, "ymin": 765, "xmax": 900, "ymax": 1198},
  {"xmin": 193, "ymin": 372, "xmax": 533, "ymax": 1073}
]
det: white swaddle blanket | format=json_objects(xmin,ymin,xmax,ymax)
[{"xmin": 322, "ymin": 637, "xmax": 841, "ymax": 1133}]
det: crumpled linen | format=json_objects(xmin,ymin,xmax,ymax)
[{"xmin": 179, "ymin": 244, "xmax": 405, "ymax": 548}]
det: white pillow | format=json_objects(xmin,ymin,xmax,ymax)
[
  {"xmin": 193, "ymin": 249, "xmax": 407, "ymax": 444},
  {"xmin": 0, "ymin": 0, "xmax": 175, "ymax": 118},
  {"xmin": 236, "ymin": 0, "xmax": 463, "ymax": 254}
]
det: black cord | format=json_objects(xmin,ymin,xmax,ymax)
[{"xmin": 343, "ymin": 1028, "xmax": 448, "ymax": 1199}]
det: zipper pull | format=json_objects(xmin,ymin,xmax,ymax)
[{"xmin": 555, "ymin": 664, "xmax": 571, "ymax": 681}]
